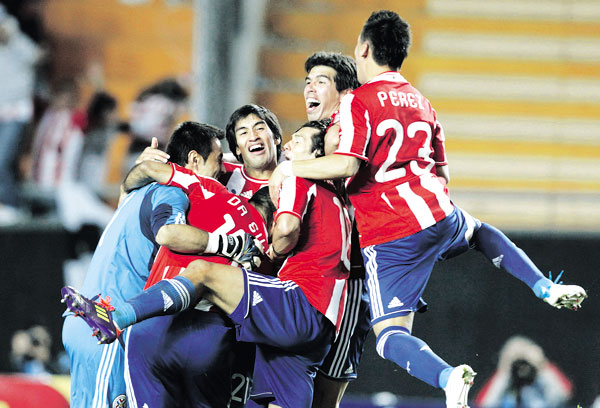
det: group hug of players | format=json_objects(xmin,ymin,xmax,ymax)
[{"xmin": 60, "ymin": 10, "xmax": 587, "ymax": 408}]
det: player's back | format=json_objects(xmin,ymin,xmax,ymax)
[
  {"xmin": 277, "ymin": 177, "xmax": 351, "ymax": 327},
  {"xmin": 337, "ymin": 71, "xmax": 453, "ymax": 246},
  {"xmin": 80, "ymin": 182, "xmax": 188, "ymax": 306},
  {"xmin": 146, "ymin": 167, "xmax": 270, "ymax": 288}
]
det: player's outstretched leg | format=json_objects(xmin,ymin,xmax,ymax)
[
  {"xmin": 60, "ymin": 286, "xmax": 121, "ymax": 344},
  {"xmin": 442, "ymin": 365, "xmax": 476, "ymax": 408},
  {"xmin": 472, "ymin": 223, "xmax": 587, "ymax": 310}
]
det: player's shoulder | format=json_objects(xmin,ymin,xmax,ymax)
[{"xmin": 224, "ymin": 161, "xmax": 244, "ymax": 172}]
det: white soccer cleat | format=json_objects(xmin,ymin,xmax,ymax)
[
  {"xmin": 544, "ymin": 284, "xmax": 587, "ymax": 310},
  {"xmin": 443, "ymin": 364, "xmax": 476, "ymax": 408}
]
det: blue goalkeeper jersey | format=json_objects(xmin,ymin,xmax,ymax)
[{"xmin": 79, "ymin": 182, "xmax": 189, "ymax": 308}]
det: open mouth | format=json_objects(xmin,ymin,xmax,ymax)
[
  {"xmin": 248, "ymin": 143, "xmax": 265, "ymax": 154},
  {"xmin": 306, "ymin": 98, "xmax": 321, "ymax": 112}
]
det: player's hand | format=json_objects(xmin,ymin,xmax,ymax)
[
  {"xmin": 135, "ymin": 137, "xmax": 170, "ymax": 165},
  {"xmin": 268, "ymin": 163, "xmax": 290, "ymax": 206},
  {"xmin": 221, "ymin": 232, "xmax": 263, "ymax": 270}
]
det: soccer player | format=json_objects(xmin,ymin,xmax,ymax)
[
  {"xmin": 268, "ymin": 10, "xmax": 587, "ymax": 406},
  {"xmin": 118, "ymin": 129, "xmax": 274, "ymax": 407},
  {"xmin": 64, "ymin": 119, "xmax": 351, "ymax": 407},
  {"xmin": 222, "ymin": 104, "xmax": 282, "ymax": 198},
  {"xmin": 60, "ymin": 122, "xmax": 261, "ymax": 408},
  {"xmin": 302, "ymin": 51, "xmax": 372, "ymax": 408}
]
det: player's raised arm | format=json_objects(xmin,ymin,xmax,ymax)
[{"xmin": 122, "ymin": 160, "xmax": 173, "ymax": 193}]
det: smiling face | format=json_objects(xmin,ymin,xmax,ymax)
[
  {"xmin": 304, "ymin": 65, "xmax": 343, "ymax": 121},
  {"xmin": 233, "ymin": 114, "xmax": 280, "ymax": 174},
  {"xmin": 287, "ymin": 126, "xmax": 321, "ymax": 161}
]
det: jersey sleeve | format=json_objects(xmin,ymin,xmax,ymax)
[
  {"xmin": 149, "ymin": 186, "xmax": 189, "ymax": 237},
  {"xmin": 275, "ymin": 176, "xmax": 310, "ymax": 221},
  {"xmin": 431, "ymin": 116, "xmax": 448, "ymax": 166},
  {"xmin": 334, "ymin": 93, "xmax": 370, "ymax": 162},
  {"xmin": 162, "ymin": 163, "xmax": 202, "ymax": 195}
]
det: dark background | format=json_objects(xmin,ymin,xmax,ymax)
[{"xmin": 1, "ymin": 227, "xmax": 599, "ymax": 405}]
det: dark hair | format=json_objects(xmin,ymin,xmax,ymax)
[
  {"xmin": 296, "ymin": 118, "xmax": 331, "ymax": 158},
  {"xmin": 137, "ymin": 78, "xmax": 188, "ymax": 102},
  {"xmin": 305, "ymin": 52, "xmax": 360, "ymax": 92},
  {"xmin": 360, "ymin": 10, "xmax": 411, "ymax": 70},
  {"xmin": 225, "ymin": 104, "xmax": 282, "ymax": 162},
  {"xmin": 249, "ymin": 187, "xmax": 277, "ymax": 232},
  {"xmin": 166, "ymin": 121, "xmax": 224, "ymax": 166},
  {"xmin": 85, "ymin": 91, "xmax": 117, "ymax": 131}
]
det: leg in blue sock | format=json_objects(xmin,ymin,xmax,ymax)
[
  {"xmin": 376, "ymin": 325, "xmax": 453, "ymax": 388},
  {"xmin": 472, "ymin": 223, "xmax": 552, "ymax": 297},
  {"xmin": 113, "ymin": 276, "xmax": 197, "ymax": 329}
]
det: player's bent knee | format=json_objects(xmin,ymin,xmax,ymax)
[{"xmin": 182, "ymin": 259, "xmax": 213, "ymax": 284}]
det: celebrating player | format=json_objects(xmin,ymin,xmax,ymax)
[
  {"xmin": 301, "ymin": 51, "xmax": 372, "ymax": 408},
  {"xmin": 63, "ymin": 119, "xmax": 351, "ymax": 407},
  {"xmin": 119, "ymin": 122, "xmax": 273, "ymax": 407},
  {"xmin": 269, "ymin": 10, "xmax": 587, "ymax": 407},
  {"xmin": 222, "ymin": 104, "xmax": 282, "ymax": 197}
]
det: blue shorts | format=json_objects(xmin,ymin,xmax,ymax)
[
  {"xmin": 318, "ymin": 278, "xmax": 371, "ymax": 380},
  {"xmin": 62, "ymin": 315, "xmax": 127, "ymax": 408},
  {"xmin": 124, "ymin": 309, "xmax": 238, "ymax": 408},
  {"xmin": 229, "ymin": 270, "xmax": 335, "ymax": 408},
  {"xmin": 362, "ymin": 207, "xmax": 480, "ymax": 324}
]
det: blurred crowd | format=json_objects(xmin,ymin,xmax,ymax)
[{"xmin": 0, "ymin": 1, "xmax": 189, "ymax": 231}]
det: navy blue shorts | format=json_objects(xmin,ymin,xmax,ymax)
[
  {"xmin": 362, "ymin": 207, "xmax": 480, "ymax": 324},
  {"xmin": 318, "ymin": 278, "xmax": 371, "ymax": 380},
  {"xmin": 229, "ymin": 270, "xmax": 335, "ymax": 407},
  {"xmin": 124, "ymin": 309, "xmax": 238, "ymax": 408}
]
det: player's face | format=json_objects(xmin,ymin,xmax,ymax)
[
  {"xmin": 282, "ymin": 140, "xmax": 293, "ymax": 161},
  {"xmin": 354, "ymin": 35, "xmax": 368, "ymax": 85},
  {"xmin": 201, "ymin": 138, "xmax": 225, "ymax": 179},
  {"xmin": 288, "ymin": 127, "xmax": 320, "ymax": 161},
  {"xmin": 304, "ymin": 65, "xmax": 341, "ymax": 121},
  {"xmin": 234, "ymin": 114, "xmax": 280, "ymax": 172}
]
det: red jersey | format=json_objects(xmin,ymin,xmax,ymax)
[
  {"xmin": 145, "ymin": 163, "xmax": 269, "ymax": 291},
  {"xmin": 276, "ymin": 176, "xmax": 351, "ymax": 330},
  {"xmin": 220, "ymin": 162, "xmax": 269, "ymax": 199},
  {"xmin": 334, "ymin": 71, "xmax": 454, "ymax": 247}
]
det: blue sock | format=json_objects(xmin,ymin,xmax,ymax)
[
  {"xmin": 113, "ymin": 276, "xmax": 196, "ymax": 329},
  {"xmin": 473, "ymin": 223, "xmax": 550, "ymax": 295},
  {"xmin": 376, "ymin": 326, "xmax": 451, "ymax": 388}
]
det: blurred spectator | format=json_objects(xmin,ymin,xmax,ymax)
[
  {"xmin": 125, "ymin": 77, "xmax": 188, "ymax": 169},
  {"xmin": 78, "ymin": 90, "xmax": 120, "ymax": 187},
  {"xmin": 0, "ymin": 4, "xmax": 42, "ymax": 225},
  {"xmin": 475, "ymin": 335, "xmax": 573, "ymax": 408},
  {"xmin": 10, "ymin": 325, "xmax": 53, "ymax": 375},
  {"xmin": 28, "ymin": 79, "xmax": 85, "ymax": 190}
]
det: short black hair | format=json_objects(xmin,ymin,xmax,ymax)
[
  {"xmin": 296, "ymin": 118, "xmax": 332, "ymax": 158},
  {"xmin": 304, "ymin": 52, "xmax": 360, "ymax": 92},
  {"xmin": 360, "ymin": 10, "xmax": 411, "ymax": 71},
  {"xmin": 166, "ymin": 121, "xmax": 224, "ymax": 166},
  {"xmin": 225, "ymin": 104, "xmax": 282, "ymax": 162},
  {"xmin": 249, "ymin": 186, "xmax": 277, "ymax": 233}
]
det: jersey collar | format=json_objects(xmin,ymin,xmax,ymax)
[{"xmin": 366, "ymin": 71, "xmax": 408, "ymax": 85}]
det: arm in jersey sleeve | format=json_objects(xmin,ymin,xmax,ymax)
[
  {"xmin": 123, "ymin": 161, "xmax": 174, "ymax": 193},
  {"xmin": 270, "ymin": 177, "xmax": 306, "ymax": 258},
  {"xmin": 432, "ymin": 118, "xmax": 450, "ymax": 184},
  {"xmin": 156, "ymin": 223, "xmax": 211, "ymax": 254}
]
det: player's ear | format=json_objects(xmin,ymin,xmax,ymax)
[
  {"xmin": 235, "ymin": 146, "xmax": 241, "ymax": 157},
  {"xmin": 359, "ymin": 41, "xmax": 369, "ymax": 59}
]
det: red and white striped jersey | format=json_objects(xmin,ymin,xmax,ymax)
[
  {"xmin": 31, "ymin": 108, "xmax": 85, "ymax": 187},
  {"xmin": 220, "ymin": 161, "xmax": 269, "ymax": 199},
  {"xmin": 276, "ymin": 176, "xmax": 351, "ymax": 330},
  {"xmin": 145, "ymin": 163, "xmax": 269, "ymax": 290},
  {"xmin": 334, "ymin": 71, "xmax": 453, "ymax": 247}
]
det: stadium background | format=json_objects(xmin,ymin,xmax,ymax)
[{"xmin": 0, "ymin": 0, "xmax": 598, "ymax": 406}]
